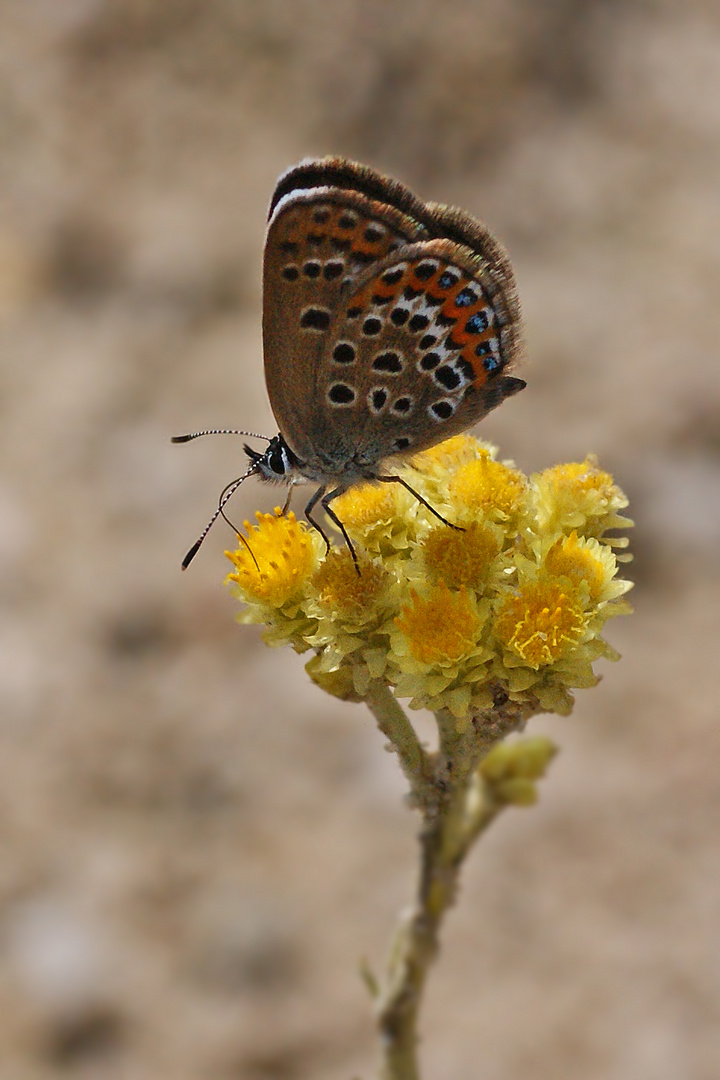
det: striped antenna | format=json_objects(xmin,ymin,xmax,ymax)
[
  {"xmin": 172, "ymin": 430, "xmax": 268, "ymax": 569},
  {"xmin": 178, "ymin": 465, "xmax": 258, "ymax": 570},
  {"xmin": 171, "ymin": 429, "xmax": 270, "ymax": 444}
]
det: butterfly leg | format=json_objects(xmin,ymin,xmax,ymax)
[
  {"xmin": 303, "ymin": 485, "xmax": 333, "ymax": 555},
  {"xmin": 280, "ymin": 483, "xmax": 294, "ymax": 516},
  {"xmin": 320, "ymin": 487, "xmax": 360, "ymax": 571},
  {"xmin": 305, "ymin": 485, "xmax": 360, "ymax": 572},
  {"xmin": 369, "ymin": 474, "xmax": 464, "ymax": 531},
  {"xmin": 305, "ymin": 486, "xmax": 360, "ymax": 572}
]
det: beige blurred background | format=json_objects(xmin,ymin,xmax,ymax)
[{"xmin": 1, "ymin": 2, "xmax": 719, "ymax": 1078}]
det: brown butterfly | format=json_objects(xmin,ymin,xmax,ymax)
[{"xmin": 174, "ymin": 157, "xmax": 524, "ymax": 567}]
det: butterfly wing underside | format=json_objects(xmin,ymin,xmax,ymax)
[
  {"xmin": 263, "ymin": 167, "xmax": 429, "ymax": 464},
  {"xmin": 308, "ymin": 233, "xmax": 524, "ymax": 469},
  {"xmin": 263, "ymin": 158, "xmax": 523, "ymax": 476}
]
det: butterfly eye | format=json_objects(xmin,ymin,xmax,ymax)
[{"xmin": 268, "ymin": 447, "xmax": 287, "ymax": 474}]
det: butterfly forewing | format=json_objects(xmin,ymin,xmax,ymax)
[{"xmin": 263, "ymin": 179, "xmax": 428, "ymax": 464}]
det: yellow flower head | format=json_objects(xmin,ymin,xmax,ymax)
[
  {"xmin": 310, "ymin": 549, "xmax": 389, "ymax": 622},
  {"xmin": 448, "ymin": 450, "xmax": 526, "ymax": 524},
  {"xmin": 332, "ymin": 482, "xmax": 398, "ymax": 530},
  {"xmin": 533, "ymin": 456, "xmax": 631, "ymax": 538},
  {"xmin": 330, "ymin": 480, "xmax": 416, "ymax": 557},
  {"xmin": 545, "ymin": 530, "xmax": 627, "ymax": 603},
  {"xmin": 420, "ymin": 521, "xmax": 502, "ymax": 591},
  {"xmin": 494, "ymin": 578, "xmax": 588, "ymax": 669},
  {"xmin": 223, "ymin": 443, "xmax": 632, "ymax": 723},
  {"xmin": 394, "ymin": 583, "xmax": 482, "ymax": 667},
  {"xmin": 225, "ymin": 509, "xmax": 317, "ymax": 608},
  {"xmin": 411, "ymin": 433, "xmax": 484, "ymax": 476}
]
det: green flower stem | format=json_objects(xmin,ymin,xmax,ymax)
[
  {"xmin": 374, "ymin": 773, "xmax": 482, "ymax": 1080},
  {"xmin": 458, "ymin": 770, "xmax": 502, "ymax": 857},
  {"xmin": 365, "ymin": 681, "xmax": 434, "ymax": 806},
  {"xmin": 371, "ymin": 696, "xmax": 537, "ymax": 1080},
  {"xmin": 374, "ymin": 822, "xmax": 448, "ymax": 1076}
]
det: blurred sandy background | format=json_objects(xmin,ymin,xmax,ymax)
[{"xmin": 1, "ymin": 2, "xmax": 719, "ymax": 1078}]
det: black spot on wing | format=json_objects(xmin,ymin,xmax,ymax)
[{"xmin": 300, "ymin": 307, "xmax": 331, "ymax": 331}]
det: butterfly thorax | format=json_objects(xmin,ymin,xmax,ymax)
[{"xmin": 246, "ymin": 433, "xmax": 384, "ymax": 490}]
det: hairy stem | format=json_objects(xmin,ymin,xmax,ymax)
[
  {"xmin": 375, "ymin": 764, "xmax": 479, "ymax": 1080},
  {"xmin": 365, "ymin": 681, "xmax": 434, "ymax": 807},
  {"xmin": 371, "ymin": 696, "xmax": 534, "ymax": 1079}
]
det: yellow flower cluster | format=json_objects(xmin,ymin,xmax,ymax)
[{"xmin": 225, "ymin": 436, "xmax": 633, "ymax": 723}]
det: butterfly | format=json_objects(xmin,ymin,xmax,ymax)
[{"xmin": 174, "ymin": 157, "xmax": 525, "ymax": 567}]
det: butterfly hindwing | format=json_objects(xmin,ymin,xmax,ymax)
[{"xmin": 307, "ymin": 237, "xmax": 523, "ymax": 468}]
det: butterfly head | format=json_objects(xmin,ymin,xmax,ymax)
[{"xmin": 245, "ymin": 434, "xmax": 302, "ymax": 486}]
